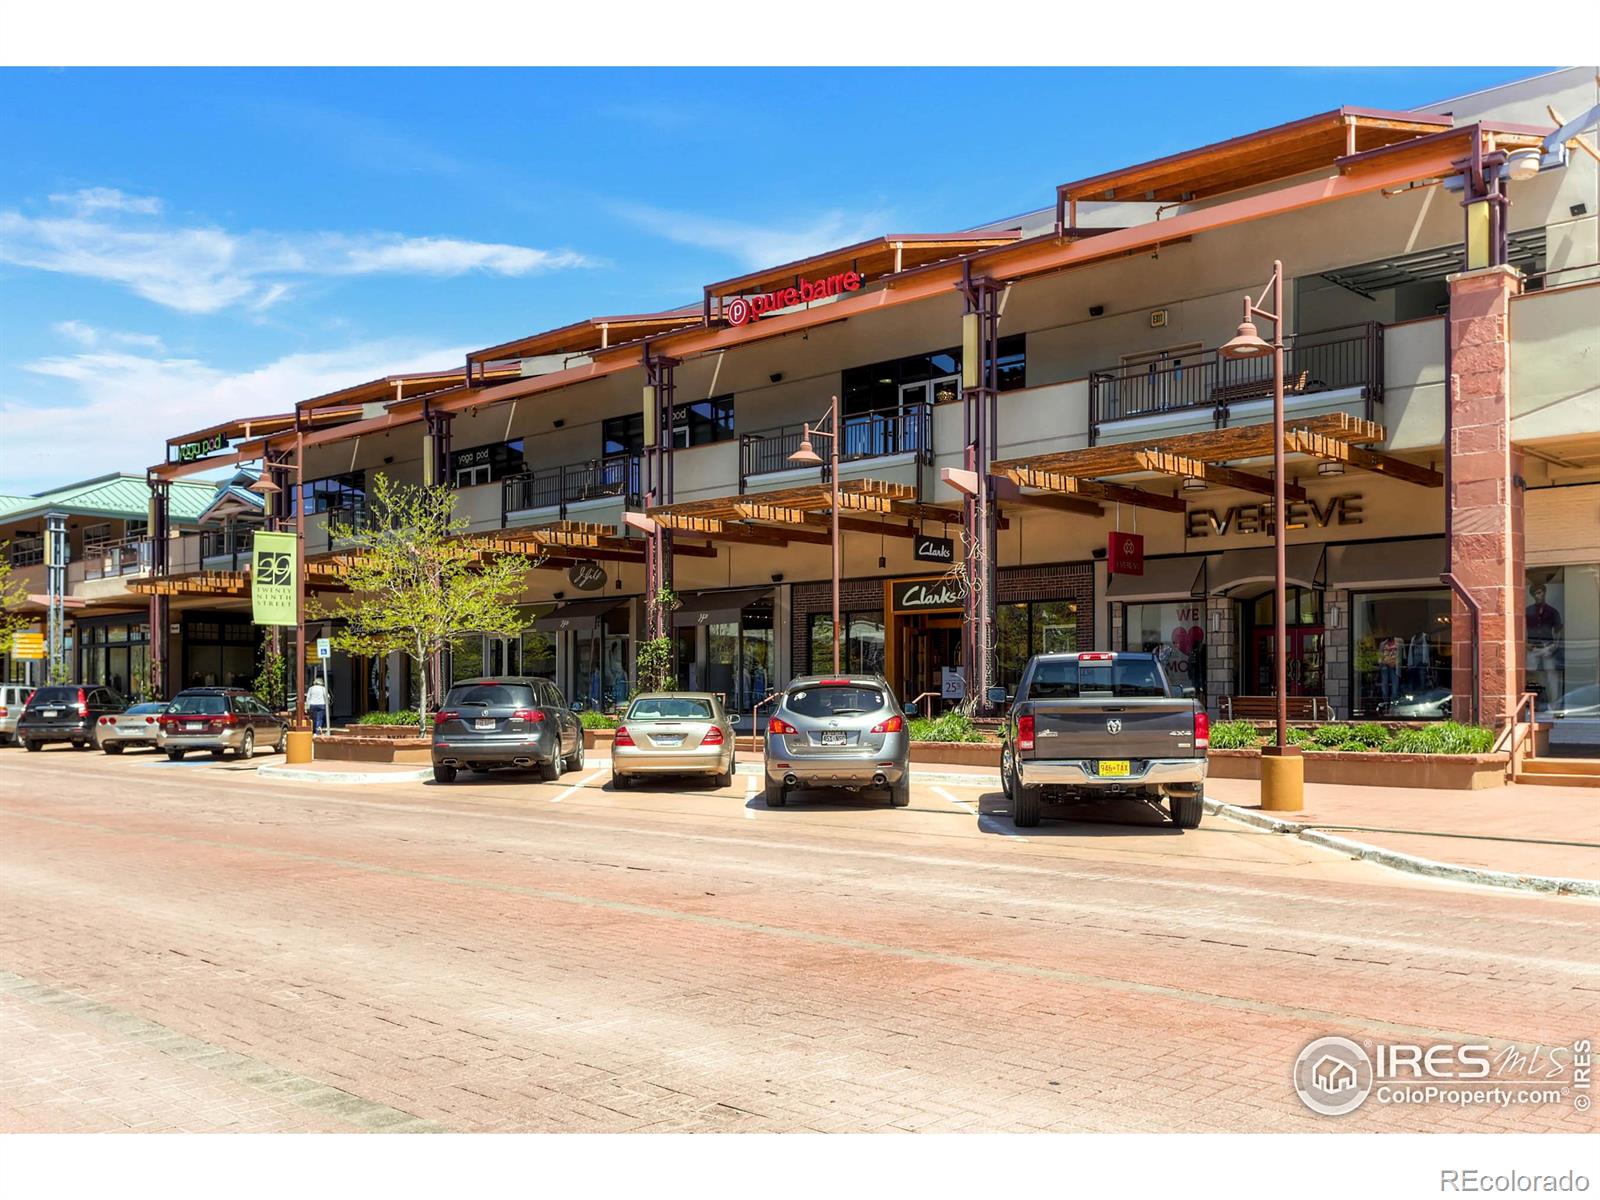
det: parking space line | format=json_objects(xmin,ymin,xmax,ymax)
[
  {"xmin": 932, "ymin": 784, "xmax": 1027, "ymax": 840},
  {"xmin": 551, "ymin": 768, "xmax": 608, "ymax": 803},
  {"xmin": 744, "ymin": 774, "xmax": 759, "ymax": 818}
]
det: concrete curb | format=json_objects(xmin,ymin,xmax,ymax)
[
  {"xmin": 1204, "ymin": 799, "xmax": 1600, "ymax": 898},
  {"xmin": 257, "ymin": 764, "xmax": 434, "ymax": 785}
]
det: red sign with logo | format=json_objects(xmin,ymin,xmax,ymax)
[
  {"xmin": 1109, "ymin": 531, "xmax": 1144, "ymax": 577},
  {"xmin": 725, "ymin": 271, "xmax": 862, "ymax": 326}
]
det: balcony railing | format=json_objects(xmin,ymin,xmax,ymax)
[
  {"xmin": 501, "ymin": 454, "xmax": 641, "ymax": 523},
  {"xmin": 1087, "ymin": 322, "xmax": 1383, "ymax": 444},
  {"xmin": 82, "ymin": 537, "xmax": 153, "ymax": 580},
  {"xmin": 739, "ymin": 402, "xmax": 932, "ymax": 492}
]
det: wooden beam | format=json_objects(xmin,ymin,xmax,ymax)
[
  {"xmin": 998, "ymin": 465, "xmax": 1184, "ymax": 513},
  {"xmin": 654, "ymin": 514, "xmax": 792, "ymax": 547},
  {"xmin": 1135, "ymin": 449, "xmax": 1307, "ymax": 501},
  {"xmin": 735, "ymin": 502, "xmax": 921, "ymax": 539},
  {"xmin": 990, "ymin": 474, "xmax": 1104, "ymax": 517},
  {"xmin": 1285, "ymin": 429, "xmax": 1444, "ymax": 487}
]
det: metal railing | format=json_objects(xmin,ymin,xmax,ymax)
[
  {"xmin": 82, "ymin": 537, "xmax": 153, "ymax": 580},
  {"xmin": 739, "ymin": 402, "xmax": 932, "ymax": 491},
  {"xmin": 501, "ymin": 454, "xmax": 640, "ymax": 522},
  {"xmin": 1505, "ymin": 690, "xmax": 1539, "ymax": 778},
  {"xmin": 1087, "ymin": 322, "xmax": 1383, "ymax": 444}
]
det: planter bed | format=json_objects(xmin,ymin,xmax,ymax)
[
  {"xmin": 316, "ymin": 731, "xmax": 432, "ymax": 764},
  {"xmin": 1207, "ymin": 748, "xmax": 1508, "ymax": 790}
]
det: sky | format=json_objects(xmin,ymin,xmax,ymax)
[{"xmin": 0, "ymin": 66, "xmax": 1552, "ymax": 495}]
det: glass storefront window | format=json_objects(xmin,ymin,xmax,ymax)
[
  {"xmin": 1527, "ymin": 566, "xmax": 1599, "ymax": 742},
  {"xmin": 1122, "ymin": 601, "xmax": 1207, "ymax": 701},
  {"xmin": 1351, "ymin": 589, "xmax": 1452, "ymax": 719},
  {"xmin": 741, "ymin": 607, "xmax": 774, "ymax": 709},
  {"xmin": 706, "ymin": 621, "xmax": 739, "ymax": 701},
  {"xmin": 452, "ymin": 637, "xmax": 484, "ymax": 683},
  {"xmin": 809, "ymin": 611, "xmax": 885, "ymax": 677},
  {"xmin": 995, "ymin": 599, "xmax": 1079, "ymax": 693}
]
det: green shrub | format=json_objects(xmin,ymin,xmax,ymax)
[
  {"xmin": 907, "ymin": 711, "xmax": 986, "ymax": 743},
  {"xmin": 1312, "ymin": 723, "xmax": 1352, "ymax": 747},
  {"xmin": 1354, "ymin": 722, "xmax": 1389, "ymax": 744},
  {"xmin": 354, "ymin": 709, "xmax": 420, "ymax": 726},
  {"xmin": 579, "ymin": 710, "xmax": 619, "ymax": 730},
  {"xmin": 1207, "ymin": 719, "xmax": 1262, "ymax": 750}
]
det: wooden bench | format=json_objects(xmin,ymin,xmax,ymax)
[
  {"xmin": 1209, "ymin": 369, "xmax": 1313, "ymax": 407},
  {"xmin": 1220, "ymin": 694, "xmax": 1333, "ymax": 722}
]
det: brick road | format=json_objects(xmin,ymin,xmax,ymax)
[{"xmin": 2, "ymin": 746, "xmax": 1595, "ymax": 1133}]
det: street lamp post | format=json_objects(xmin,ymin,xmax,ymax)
[
  {"xmin": 1220, "ymin": 259, "xmax": 1303, "ymax": 812},
  {"xmin": 789, "ymin": 396, "xmax": 843, "ymax": 675}
]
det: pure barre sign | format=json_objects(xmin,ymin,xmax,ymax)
[
  {"xmin": 891, "ymin": 578, "xmax": 962, "ymax": 613},
  {"xmin": 913, "ymin": 534, "xmax": 955, "ymax": 564},
  {"xmin": 1186, "ymin": 493, "xmax": 1365, "ymax": 539},
  {"xmin": 724, "ymin": 271, "xmax": 862, "ymax": 327}
]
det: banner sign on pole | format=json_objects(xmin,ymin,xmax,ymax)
[
  {"xmin": 251, "ymin": 531, "xmax": 299, "ymax": 626},
  {"xmin": 10, "ymin": 631, "xmax": 46, "ymax": 660}
]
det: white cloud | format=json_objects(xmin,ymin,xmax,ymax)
[
  {"xmin": 48, "ymin": 187, "xmax": 164, "ymax": 216},
  {"xmin": 2, "ymin": 339, "xmax": 468, "ymax": 494},
  {"xmin": 51, "ymin": 320, "xmax": 166, "ymax": 351},
  {"xmin": 0, "ymin": 190, "xmax": 593, "ymax": 314},
  {"xmin": 610, "ymin": 201, "xmax": 891, "ymax": 270}
]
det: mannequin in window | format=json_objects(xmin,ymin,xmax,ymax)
[
  {"xmin": 1526, "ymin": 583, "xmax": 1564, "ymax": 708},
  {"xmin": 1405, "ymin": 630, "xmax": 1431, "ymax": 690},
  {"xmin": 1378, "ymin": 632, "xmax": 1401, "ymax": 704}
]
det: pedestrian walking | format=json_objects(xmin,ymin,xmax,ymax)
[{"xmin": 306, "ymin": 677, "xmax": 330, "ymax": 735}]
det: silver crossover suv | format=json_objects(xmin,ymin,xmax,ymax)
[{"xmin": 763, "ymin": 674, "xmax": 910, "ymax": 808}]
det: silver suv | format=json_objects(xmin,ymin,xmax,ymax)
[{"xmin": 763, "ymin": 675, "xmax": 910, "ymax": 809}]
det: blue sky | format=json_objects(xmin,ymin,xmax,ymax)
[{"xmin": 0, "ymin": 66, "xmax": 1548, "ymax": 493}]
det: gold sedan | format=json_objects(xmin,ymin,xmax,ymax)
[{"xmin": 611, "ymin": 692, "xmax": 736, "ymax": 789}]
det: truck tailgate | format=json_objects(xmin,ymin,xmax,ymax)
[{"xmin": 1029, "ymin": 700, "xmax": 1198, "ymax": 760}]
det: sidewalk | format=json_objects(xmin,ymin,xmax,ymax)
[{"xmin": 1205, "ymin": 776, "xmax": 1600, "ymax": 890}]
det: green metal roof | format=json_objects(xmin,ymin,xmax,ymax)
[{"xmin": 0, "ymin": 474, "xmax": 216, "ymax": 527}]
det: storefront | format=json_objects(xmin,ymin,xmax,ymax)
[
  {"xmin": 1526, "ymin": 483, "xmax": 1600, "ymax": 752},
  {"xmin": 670, "ymin": 588, "xmax": 776, "ymax": 710},
  {"xmin": 75, "ymin": 614, "xmax": 151, "ymax": 698},
  {"xmin": 535, "ymin": 596, "xmax": 634, "ymax": 709}
]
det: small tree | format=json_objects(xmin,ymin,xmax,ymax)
[
  {"xmin": 254, "ymin": 642, "xmax": 288, "ymax": 713},
  {"xmin": 0, "ymin": 542, "xmax": 28, "ymax": 652},
  {"xmin": 634, "ymin": 585, "xmax": 679, "ymax": 696},
  {"xmin": 316, "ymin": 474, "xmax": 533, "ymax": 733}
]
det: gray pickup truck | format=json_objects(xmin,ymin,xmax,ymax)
[{"xmin": 992, "ymin": 651, "xmax": 1209, "ymax": 830}]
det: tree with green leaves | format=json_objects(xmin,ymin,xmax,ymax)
[
  {"xmin": 316, "ymin": 474, "xmax": 536, "ymax": 733},
  {"xmin": 634, "ymin": 585, "xmax": 679, "ymax": 696},
  {"xmin": 0, "ymin": 543, "xmax": 30, "ymax": 660}
]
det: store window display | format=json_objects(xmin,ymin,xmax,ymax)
[
  {"xmin": 1351, "ymin": 590, "xmax": 1452, "ymax": 718},
  {"xmin": 1526, "ymin": 567, "xmax": 1599, "ymax": 753},
  {"xmin": 1121, "ymin": 601, "xmax": 1205, "ymax": 701}
]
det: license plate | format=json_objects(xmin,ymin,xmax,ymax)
[
  {"xmin": 42, "ymin": 709, "xmax": 59, "ymax": 718},
  {"xmin": 474, "ymin": 718, "xmax": 496, "ymax": 730},
  {"xmin": 820, "ymin": 730, "xmax": 848, "ymax": 746},
  {"xmin": 1098, "ymin": 759, "xmax": 1131, "ymax": 777},
  {"xmin": 654, "ymin": 735, "xmax": 684, "ymax": 747},
  {"xmin": 186, "ymin": 722, "xmax": 203, "ymax": 731}
]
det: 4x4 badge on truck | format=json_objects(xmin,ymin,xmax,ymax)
[{"xmin": 1106, "ymin": 718, "xmax": 1123, "ymax": 735}]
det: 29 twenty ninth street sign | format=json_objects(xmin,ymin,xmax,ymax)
[{"xmin": 251, "ymin": 531, "xmax": 299, "ymax": 625}]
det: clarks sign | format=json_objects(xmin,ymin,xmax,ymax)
[
  {"xmin": 1186, "ymin": 493, "xmax": 1365, "ymax": 538},
  {"xmin": 913, "ymin": 534, "xmax": 955, "ymax": 564},
  {"xmin": 725, "ymin": 271, "xmax": 862, "ymax": 327},
  {"xmin": 891, "ymin": 578, "xmax": 962, "ymax": 613}
]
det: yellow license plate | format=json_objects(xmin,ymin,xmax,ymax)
[{"xmin": 1097, "ymin": 760, "xmax": 1131, "ymax": 777}]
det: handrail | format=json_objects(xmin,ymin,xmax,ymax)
[
  {"xmin": 1505, "ymin": 690, "xmax": 1539, "ymax": 777},
  {"xmin": 739, "ymin": 402, "xmax": 931, "ymax": 489},
  {"xmin": 501, "ymin": 453, "xmax": 640, "ymax": 522}
]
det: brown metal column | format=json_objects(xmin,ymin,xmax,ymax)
[
  {"xmin": 960, "ymin": 271, "xmax": 1003, "ymax": 714},
  {"xmin": 146, "ymin": 476, "xmax": 170, "ymax": 700}
]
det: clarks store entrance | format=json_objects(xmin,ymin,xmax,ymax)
[{"xmin": 885, "ymin": 576, "xmax": 964, "ymax": 706}]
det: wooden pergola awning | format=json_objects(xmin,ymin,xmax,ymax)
[
  {"xmin": 130, "ymin": 561, "xmax": 351, "ymax": 598},
  {"xmin": 992, "ymin": 412, "xmax": 1442, "ymax": 510},
  {"xmin": 648, "ymin": 478, "xmax": 928, "ymax": 547}
]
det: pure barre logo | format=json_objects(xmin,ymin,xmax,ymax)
[
  {"xmin": 725, "ymin": 271, "xmax": 862, "ymax": 326},
  {"xmin": 1186, "ymin": 493, "xmax": 1364, "ymax": 538}
]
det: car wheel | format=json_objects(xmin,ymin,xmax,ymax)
[
  {"xmin": 74, "ymin": 740, "xmax": 91, "ymax": 751},
  {"xmin": 765, "ymin": 778, "xmax": 787, "ymax": 808},
  {"xmin": 274, "ymin": 729, "xmax": 285, "ymax": 753},
  {"xmin": 24, "ymin": 739, "xmax": 41, "ymax": 752},
  {"xmin": 104, "ymin": 743, "xmax": 124, "ymax": 755},
  {"xmin": 1170, "ymin": 790, "xmax": 1204, "ymax": 829},
  {"xmin": 1012, "ymin": 782, "xmax": 1042, "ymax": 828},
  {"xmin": 167, "ymin": 749, "xmax": 185, "ymax": 761},
  {"xmin": 713, "ymin": 766, "xmax": 734, "ymax": 789},
  {"xmin": 569, "ymin": 738, "xmax": 585, "ymax": 772},
  {"xmin": 433, "ymin": 763, "xmax": 457, "ymax": 783},
  {"xmin": 538, "ymin": 756, "xmax": 560, "ymax": 783},
  {"xmin": 210, "ymin": 748, "xmax": 227, "ymax": 759},
  {"xmin": 1000, "ymin": 745, "xmax": 1015, "ymax": 799},
  {"xmin": 237, "ymin": 730, "xmax": 255, "ymax": 760},
  {"xmin": 888, "ymin": 780, "xmax": 911, "ymax": 808},
  {"xmin": 611, "ymin": 772, "xmax": 630, "ymax": 790}
]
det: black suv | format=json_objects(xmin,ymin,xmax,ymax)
[
  {"xmin": 431, "ymin": 677, "xmax": 583, "ymax": 783},
  {"xmin": 18, "ymin": 684, "xmax": 126, "ymax": 751}
]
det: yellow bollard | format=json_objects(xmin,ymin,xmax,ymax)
[
  {"xmin": 1260, "ymin": 746, "xmax": 1304, "ymax": 812},
  {"xmin": 284, "ymin": 728, "xmax": 315, "ymax": 765}
]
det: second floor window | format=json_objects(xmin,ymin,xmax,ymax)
[
  {"xmin": 291, "ymin": 471, "xmax": 365, "ymax": 517},
  {"xmin": 841, "ymin": 334, "xmax": 1025, "ymax": 416},
  {"xmin": 452, "ymin": 439, "xmax": 525, "ymax": 488},
  {"xmin": 603, "ymin": 395, "xmax": 735, "ymax": 455},
  {"xmin": 9, "ymin": 534, "xmax": 44, "ymax": 567},
  {"xmin": 82, "ymin": 523, "xmax": 114, "ymax": 554}
]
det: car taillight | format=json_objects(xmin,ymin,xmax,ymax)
[
  {"xmin": 0, "ymin": 707, "xmax": 7, "ymax": 718},
  {"xmin": 510, "ymin": 709, "xmax": 545, "ymax": 722},
  {"xmin": 1018, "ymin": 714, "xmax": 1036, "ymax": 752},
  {"xmin": 870, "ymin": 714, "xmax": 904, "ymax": 734},
  {"xmin": 1079, "ymin": 652, "xmax": 1112, "ymax": 661},
  {"xmin": 819, "ymin": 678, "xmax": 851, "ymax": 686},
  {"xmin": 220, "ymin": 712, "xmax": 237, "ymax": 727},
  {"xmin": 434, "ymin": 710, "xmax": 458, "ymax": 725},
  {"xmin": 699, "ymin": 725, "xmax": 724, "ymax": 746},
  {"xmin": 98, "ymin": 716, "xmax": 111, "ymax": 725},
  {"xmin": 614, "ymin": 725, "xmax": 635, "ymax": 747},
  {"xmin": 145, "ymin": 716, "xmax": 157, "ymax": 725},
  {"xmin": 767, "ymin": 716, "xmax": 798, "ymax": 736},
  {"xmin": 1194, "ymin": 710, "xmax": 1210, "ymax": 751},
  {"xmin": 76, "ymin": 688, "xmax": 88, "ymax": 717}
]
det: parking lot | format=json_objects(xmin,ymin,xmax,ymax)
[{"xmin": 2, "ymin": 744, "xmax": 1595, "ymax": 1133}]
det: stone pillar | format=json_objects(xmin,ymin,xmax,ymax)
[{"xmin": 1445, "ymin": 264, "xmax": 1525, "ymax": 727}]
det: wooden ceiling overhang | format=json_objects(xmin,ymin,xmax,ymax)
[
  {"xmin": 1056, "ymin": 107, "xmax": 1457, "ymax": 210},
  {"xmin": 648, "ymin": 478, "xmax": 932, "ymax": 548},
  {"xmin": 991, "ymin": 413, "xmax": 1442, "ymax": 510},
  {"xmin": 466, "ymin": 311, "xmax": 704, "ymax": 373}
]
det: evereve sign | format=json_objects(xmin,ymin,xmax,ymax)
[
  {"xmin": 1187, "ymin": 493, "xmax": 1364, "ymax": 538},
  {"xmin": 725, "ymin": 271, "xmax": 862, "ymax": 326}
]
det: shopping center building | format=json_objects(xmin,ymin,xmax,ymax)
[{"xmin": 121, "ymin": 67, "xmax": 1598, "ymax": 743}]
